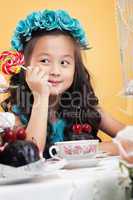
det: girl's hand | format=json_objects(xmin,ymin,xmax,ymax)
[{"xmin": 26, "ymin": 66, "xmax": 50, "ymax": 98}]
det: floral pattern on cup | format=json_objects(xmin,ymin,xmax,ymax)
[
  {"xmin": 49, "ymin": 140, "xmax": 99, "ymax": 160},
  {"xmin": 64, "ymin": 144, "xmax": 97, "ymax": 156}
]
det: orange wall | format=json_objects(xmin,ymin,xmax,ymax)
[{"xmin": 0, "ymin": 0, "xmax": 133, "ymax": 140}]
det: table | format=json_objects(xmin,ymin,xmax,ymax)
[{"xmin": 0, "ymin": 156, "xmax": 131, "ymax": 200}]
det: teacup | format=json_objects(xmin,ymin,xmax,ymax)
[{"xmin": 49, "ymin": 139, "xmax": 99, "ymax": 160}]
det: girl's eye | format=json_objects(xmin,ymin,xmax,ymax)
[
  {"xmin": 40, "ymin": 59, "xmax": 49, "ymax": 64},
  {"xmin": 61, "ymin": 60, "xmax": 70, "ymax": 66}
]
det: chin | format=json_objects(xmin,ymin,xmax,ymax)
[
  {"xmin": 49, "ymin": 90, "xmax": 60, "ymax": 96},
  {"xmin": 49, "ymin": 87, "xmax": 64, "ymax": 96}
]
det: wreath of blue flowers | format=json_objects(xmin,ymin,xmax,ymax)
[{"xmin": 11, "ymin": 9, "xmax": 89, "ymax": 51}]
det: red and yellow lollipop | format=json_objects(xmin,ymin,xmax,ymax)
[{"xmin": 0, "ymin": 50, "xmax": 25, "ymax": 75}]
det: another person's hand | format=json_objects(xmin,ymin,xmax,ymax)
[
  {"xmin": 114, "ymin": 139, "xmax": 133, "ymax": 164},
  {"xmin": 114, "ymin": 126, "xmax": 133, "ymax": 164},
  {"xmin": 99, "ymin": 141, "xmax": 119, "ymax": 156}
]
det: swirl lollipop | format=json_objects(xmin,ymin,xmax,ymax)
[
  {"xmin": 0, "ymin": 50, "xmax": 25, "ymax": 75},
  {"xmin": 0, "ymin": 50, "xmax": 50, "ymax": 93}
]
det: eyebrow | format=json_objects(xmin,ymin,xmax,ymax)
[
  {"xmin": 37, "ymin": 53, "xmax": 49, "ymax": 57},
  {"xmin": 37, "ymin": 53, "xmax": 74, "ymax": 60},
  {"xmin": 63, "ymin": 54, "xmax": 74, "ymax": 60}
]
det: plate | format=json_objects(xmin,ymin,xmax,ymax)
[
  {"xmin": 0, "ymin": 158, "xmax": 67, "ymax": 185},
  {"xmin": 95, "ymin": 151, "xmax": 110, "ymax": 158},
  {"xmin": 64, "ymin": 158, "xmax": 99, "ymax": 169}
]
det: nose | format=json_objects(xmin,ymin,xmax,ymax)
[{"xmin": 49, "ymin": 62, "xmax": 61, "ymax": 77}]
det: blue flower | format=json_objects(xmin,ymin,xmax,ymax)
[
  {"xmin": 72, "ymin": 27, "xmax": 88, "ymax": 47},
  {"xmin": 11, "ymin": 36, "xmax": 23, "ymax": 51},
  {"xmin": 26, "ymin": 12, "xmax": 41, "ymax": 31},
  {"xmin": 56, "ymin": 10, "xmax": 74, "ymax": 31},
  {"xmin": 15, "ymin": 20, "xmax": 31, "ymax": 37},
  {"xmin": 11, "ymin": 9, "xmax": 89, "ymax": 51},
  {"xmin": 41, "ymin": 10, "xmax": 58, "ymax": 30},
  {"xmin": 32, "ymin": 11, "xmax": 45, "ymax": 29}
]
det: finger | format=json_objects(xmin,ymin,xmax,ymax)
[
  {"xmin": 27, "ymin": 66, "xmax": 32, "ymax": 71},
  {"xmin": 26, "ymin": 65, "xmax": 34, "ymax": 78},
  {"xmin": 32, "ymin": 67, "xmax": 40, "ymax": 75},
  {"xmin": 40, "ymin": 74, "xmax": 51, "ymax": 88},
  {"xmin": 37, "ymin": 70, "xmax": 47, "ymax": 79},
  {"xmin": 26, "ymin": 67, "xmax": 40, "ymax": 81},
  {"xmin": 41, "ymin": 73, "xmax": 49, "ymax": 81}
]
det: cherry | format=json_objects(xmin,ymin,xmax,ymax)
[
  {"xmin": 82, "ymin": 123, "xmax": 92, "ymax": 133},
  {"xmin": 72, "ymin": 124, "xmax": 82, "ymax": 134},
  {"xmin": 2, "ymin": 128, "xmax": 16, "ymax": 143},
  {"xmin": 4, "ymin": 128, "xmax": 12, "ymax": 134},
  {"xmin": 16, "ymin": 128, "xmax": 26, "ymax": 140}
]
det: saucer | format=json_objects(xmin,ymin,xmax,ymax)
[{"xmin": 64, "ymin": 158, "xmax": 99, "ymax": 169}]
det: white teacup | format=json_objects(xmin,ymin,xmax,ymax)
[{"xmin": 49, "ymin": 140, "xmax": 99, "ymax": 160}]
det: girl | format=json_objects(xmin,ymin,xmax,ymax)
[{"xmin": 1, "ymin": 9, "xmax": 125, "ymax": 158}]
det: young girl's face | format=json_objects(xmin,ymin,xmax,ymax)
[{"xmin": 29, "ymin": 34, "xmax": 75, "ymax": 96}]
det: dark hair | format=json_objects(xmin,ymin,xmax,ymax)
[{"xmin": 1, "ymin": 29, "xmax": 101, "ymax": 156}]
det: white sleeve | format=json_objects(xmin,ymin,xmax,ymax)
[
  {"xmin": 116, "ymin": 126, "xmax": 133, "ymax": 141},
  {"xmin": 0, "ymin": 112, "xmax": 15, "ymax": 132}
]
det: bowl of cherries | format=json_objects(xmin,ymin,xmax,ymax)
[{"xmin": 0, "ymin": 127, "xmax": 40, "ymax": 167}]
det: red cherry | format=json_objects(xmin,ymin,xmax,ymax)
[
  {"xmin": 16, "ymin": 128, "xmax": 26, "ymax": 140},
  {"xmin": 72, "ymin": 124, "xmax": 82, "ymax": 134},
  {"xmin": 82, "ymin": 123, "xmax": 92, "ymax": 133},
  {"xmin": 4, "ymin": 128, "xmax": 12, "ymax": 134},
  {"xmin": 2, "ymin": 129, "xmax": 16, "ymax": 143}
]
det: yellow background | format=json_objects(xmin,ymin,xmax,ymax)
[{"xmin": 0, "ymin": 0, "xmax": 133, "ymax": 140}]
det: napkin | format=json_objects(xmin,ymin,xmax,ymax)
[{"xmin": 0, "ymin": 112, "xmax": 15, "ymax": 132}]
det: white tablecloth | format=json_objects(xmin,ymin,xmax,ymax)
[{"xmin": 0, "ymin": 156, "xmax": 131, "ymax": 200}]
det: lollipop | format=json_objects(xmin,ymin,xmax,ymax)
[{"xmin": 0, "ymin": 50, "xmax": 25, "ymax": 75}]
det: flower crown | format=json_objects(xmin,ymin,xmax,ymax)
[{"xmin": 11, "ymin": 9, "xmax": 89, "ymax": 51}]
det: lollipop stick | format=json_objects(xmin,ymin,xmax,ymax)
[
  {"xmin": 20, "ymin": 65, "xmax": 28, "ymax": 70},
  {"xmin": 20, "ymin": 65, "xmax": 32, "ymax": 71}
]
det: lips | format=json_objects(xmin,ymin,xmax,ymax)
[
  {"xmin": 48, "ymin": 80, "xmax": 62, "ymax": 86},
  {"xmin": 48, "ymin": 80, "xmax": 62, "ymax": 84}
]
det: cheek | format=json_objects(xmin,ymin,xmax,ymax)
[
  {"xmin": 39, "ymin": 66, "xmax": 50, "ymax": 73},
  {"xmin": 64, "ymin": 70, "xmax": 75, "ymax": 85},
  {"xmin": 29, "ymin": 60, "xmax": 50, "ymax": 73}
]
